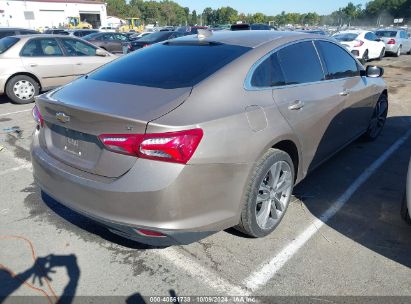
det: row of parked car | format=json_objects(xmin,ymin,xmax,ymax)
[
  {"xmin": 333, "ymin": 29, "xmax": 411, "ymax": 62},
  {"xmin": 0, "ymin": 25, "xmax": 410, "ymax": 104}
]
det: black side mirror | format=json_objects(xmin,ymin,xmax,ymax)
[
  {"xmin": 361, "ymin": 66, "xmax": 384, "ymax": 78},
  {"xmin": 375, "ymin": 38, "xmax": 381, "ymax": 42}
]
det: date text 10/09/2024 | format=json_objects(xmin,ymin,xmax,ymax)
[{"xmin": 148, "ymin": 296, "xmax": 257, "ymax": 303}]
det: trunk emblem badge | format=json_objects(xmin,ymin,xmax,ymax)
[{"xmin": 56, "ymin": 112, "xmax": 70, "ymax": 123}]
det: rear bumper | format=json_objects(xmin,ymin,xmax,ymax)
[
  {"xmin": 384, "ymin": 44, "xmax": 398, "ymax": 53},
  {"xmin": 31, "ymin": 129, "xmax": 251, "ymax": 245}
]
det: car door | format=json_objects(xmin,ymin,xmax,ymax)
[
  {"xmin": 364, "ymin": 32, "xmax": 382, "ymax": 58},
  {"xmin": 59, "ymin": 38, "xmax": 113, "ymax": 77},
  {"xmin": 113, "ymin": 33, "xmax": 129, "ymax": 53},
  {"xmin": 315, "ymin": 40, "xmax": 375, "ymax": 143},
  {"xmin": 401, "ymin": 31, "xmax": 411, "ymax": 52},
  {"xmin": 20, "ymin": 37, "xmax": 74, "ymax": 90},
  {"xmin": 271, "ymin": 40, "xmax": 347, "ymax": 172},
  {"xmin": 100, "ymin": 33, "xmax": 115, "ymax": 52}
]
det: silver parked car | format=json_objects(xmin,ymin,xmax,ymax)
[
  {"xmin": 375, "ymin": 29, "xmax": 411, "ymax": 57},
  {"xmin": 31, "ymin": 31, "xmax": 388, "ymax": 246},
  {"xmin": 0, "ymin": 35, "xmax": 116, "ymax": 104}
]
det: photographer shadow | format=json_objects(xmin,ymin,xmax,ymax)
[{"xmin": 0, "ymin": 254, "xmax": 80, "ymax": 304}]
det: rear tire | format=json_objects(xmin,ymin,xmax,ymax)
[
  {"xmin": 5, "ymin": 75, "xmax": 40, "ymax": 104},
  {"xmin": 401, "ymin": 194, "xmax": 411, "ymax": 225},
  {"xmin": 363, "ymin": 94, "xmax": 388, "ymax": 141},
  {"xmin": 395, "ymin": 46, "xmax": 402, "ymax": 57},
  {"xmin": 235, "ymin": 149, "xmax": 295, "ymax": 238},
  {"xmin": 377, "ymin": 48, "xmax": 385, "ymax": 60}
]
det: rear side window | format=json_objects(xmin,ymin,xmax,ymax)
[
  {"xmin": 333, "ymin": 33, "xmax": 358, "ymax": 42},
  {"xmin": 251, "ymin": 53, "xmax": 285, "ymax": 87},
  {"xmin": 90, "ymin": 42, "xmax": 251, "ymax": 89},
  {"xmin": 365, "ymin": 32, "xmax": 378, "ymax": 41},
  {"xmin": 0, "ymin": 37, "xmax": 19, "ymax": 54},
  {"xmin": 315, "ymin": 41, "xmax": 359, "ymax": 79},
  {"xmin": 277, "ymin": 41, "xmax": 324, "ymax": 85},
  {"xmin": 21, "ymin": 38, "xmax": 63, "ymax": 57},
  {"xmin": 61, "ymin": 38, "xmax": 96, "ymax": 56}
]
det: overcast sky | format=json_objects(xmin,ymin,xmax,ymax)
[{"xmin": 165, "ymin": 0, "xmax": 369, "ymax": 15}]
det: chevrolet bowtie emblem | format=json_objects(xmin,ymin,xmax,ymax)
[{"xmin": 56, "ymin": 112, "xmax": 70, "ymax": 123}]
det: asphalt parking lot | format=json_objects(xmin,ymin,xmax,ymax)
[{"xmin": 1, "ymin": 55, "xmax": 411, "ymax": 303}]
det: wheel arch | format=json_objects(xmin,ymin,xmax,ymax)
[
  {"xmin": 5, "ymin": 72, "xmax": 42, "ymax": 92},
  {"xmin": 272, "ymin": 139, "xmax": 300, "ymax": 182}
]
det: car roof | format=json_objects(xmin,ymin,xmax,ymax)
[
  {"xmin": 10, "ymin": 34, "xmax": 81, "ymax": 39},
  {"xmin": 376, "ymin": 28, "xmax": 400, "ymax": 31},
  {"xmin": 0, "ymin": 27, "xmax": 37, "ymax": 31},
  {"xmin": 173, "ymin": 30, "xmax": 301, "ymax": 48},
  {"xmin": 335, "ymin": 30, "xmax": 368, "ymax": 35}
]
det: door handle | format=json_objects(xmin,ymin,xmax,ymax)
[
  {"xmin": 288, "ymin": 100, "xmax": 305, "ymax": 111},
  {"xmin": 76, "ymin": 63, "xmax": 82, "ymax": 65},
  {"xmin": 29, "ymin": 63, "xmax": 37, "ymax": 67},
  {"xmin": 340, "ymin": 89, "xmax": 351, "ymax": 96}
]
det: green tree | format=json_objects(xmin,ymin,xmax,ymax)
[
  {"xmin": 249, "ymin": 13, "xmax": 266, "ymax": 24},
  {"xmin": 191, "ymin": 10, "xmax": 198, "ymax": 25}
]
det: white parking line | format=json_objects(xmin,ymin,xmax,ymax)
[
  {"xmin": 0, "ymin": 109, "xmax": 31, "ymax": 117},
  {"xmin": 244, "ymin": 128, "xmax": 411, "ymax": 292},
  {"xmin": 158, "ymin": 248, "xmax": 250, "ymax": 296}
]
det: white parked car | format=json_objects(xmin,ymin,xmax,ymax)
[
  {"xmin": 98, "ymin": 26, "xmax": 116, "ymax": 32},
  {"xmin": 333, "ymin": 30, "xmax": 386, "ymax": 62},
  {"xmin": 0, "ymin": 35, "xmax": 116, "ymax": 104}
]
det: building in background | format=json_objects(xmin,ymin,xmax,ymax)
[{"xmin": 0, "ymin": 0, "xmax": 107, "ymax": 29}]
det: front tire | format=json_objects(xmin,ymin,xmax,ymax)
[
  {"xmin": 5, "ymin": 75, "xmax": 39, "ymax": 104},
  {"xmin": 401, "ymin": 194, "xmax": 411, "ymax": 225},
  {"xmin": 363, "ymin": 94, "xmax": 388, "ymax": 141},
  {"xmin": 236, "ymin": 149, "xmax": 295, "ymax": 238}
]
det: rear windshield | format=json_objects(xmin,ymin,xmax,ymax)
[
  {"xmin": 333, "ymin": 33, "xmax": 358, "ymax": 41},
  {"xmin": 376, "ymin": 31, "xmax": 397, "ymax": 38},
  {"xmin": 83, "ymin": 33, "xmax": 100, "ymax": 40},
  {"xmin": 89, "ymin": 42, "xmax": 251, "ymax": 89},
  {"xmin": 138, "ymin": 32, "xmax": 171, "ymax": 43},
  {"xmin": 0, "ymin": 37, "xmax": 19, "ymax": 54}
]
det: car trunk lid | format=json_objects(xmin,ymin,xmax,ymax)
[{"xmin": 36, "ymin": 78, "xmax": 191, "ymax": 178}]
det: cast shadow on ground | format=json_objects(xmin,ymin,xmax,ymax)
[{"xmin": 0, "ymin": 253, "xmax": 80, "ymax": 304}]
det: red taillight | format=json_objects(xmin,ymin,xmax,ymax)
[
  {"xmin": 135, "ymin": 229, "xmax": 165, "ymax": 237},
  {"xmin": 32, "ymin": 105, "xmax": 44, "ymax": 127},
  {"xmin": 98, "ymin": 129, "xmax": 203, "ymax": 164},
  {"xmin": 387, "ymin": 38, "xmax": 396, "ymax": 45},
  {"xmin": 354, "ymin": 40, "xmax": 364, "ymax": 47},
  {"xmin": 142, "ymin": 44, "xmax": 150, "ymax": 48}
]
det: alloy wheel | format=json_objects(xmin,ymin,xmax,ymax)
[
  {"xmin": 255, "ymin": 161, "xmax": 293, "ymax": 230},
  {"xmin": 368, "ymin": 98, "xmax": 388, "ymax": 139}
]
